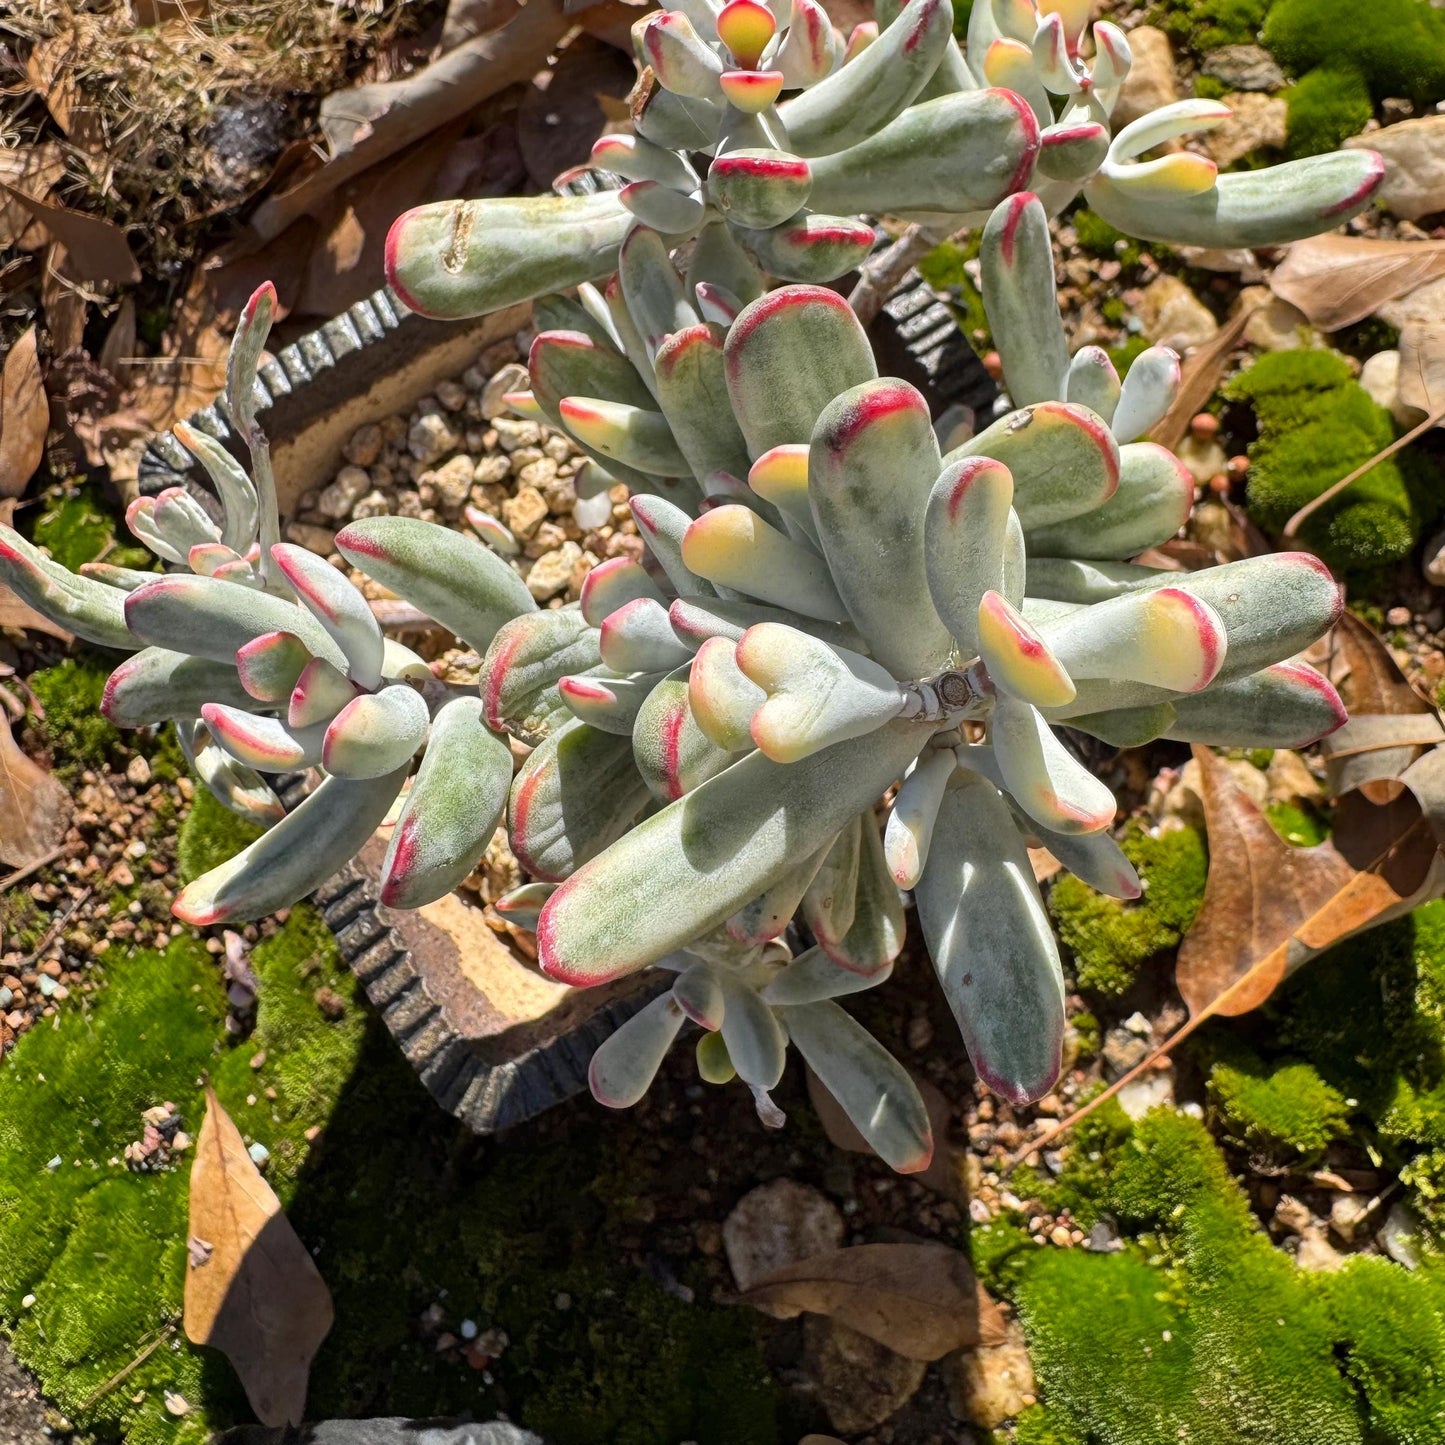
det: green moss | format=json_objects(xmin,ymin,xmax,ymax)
[
  {"xmin": 1264, "ymin": 0, "xmax": 1445, "ymax": 105},
  {"xmin": 1153, "ymin": 0, "xmax": 1270, "ymax": 55},
  {"xmin": 1193, "ymin": 73, "xmax": 1230, "ymax": 100},
  {"xmin": 1106, "ymin": 335, "xmax": 1152, "ymax": 379},
  {"xmin": 1226, "ymin": 349, "xmax": 1436, "ymax": 584},
  {"xmin": 177, "ymin": 786, "xmax": 266, "ymax": 884},
  {"xmin": 1208, "ymin": 1045, "xmax": 1352, "ymax": 1155},
  {"xmin": 30, "ymin": 481, "xmax": 153, "ymax": 574},
  {"xmin": 919, "ymin": 234, "xmax": 991, "ymax": 350},
  {"xmin": 1285, "ymin": 67, "xmax": 1375, "ymax": 158},
  {"xmin": 1049, "ymin": 825, "xmax": 1207, "ymax": 996},
  {"xmin": 951, "ymin": 0, "xmax": 972, "ymax": 39},
  {"xmin": 1014, "ymin": 1402, "xmax": 1089, "ymax": 1445},
  {"xmin": 1073, "ymin": 208, "xmax": 1142, "ymax": 269},
  {"xmin": 1265, "ymin": 798, "xmax": 1329, "ymax": 846},
  {"xmin": 30, "ymin": 654, "xmax": 122, "ymax": 776}
]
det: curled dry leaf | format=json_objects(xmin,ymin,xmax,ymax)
[
  {"xmin": 0, "ymin": 184, "xmax": 140, "ymax": 286},
  {"xmin": 0, "ymin": 326, "xmax": 49, "ymax": 499},
  {"xmin": 740, "ymin": 1242, "xmax": 1007, "ymax": 1361},
  {"xmin": 1269, "ymin": 235, "xmax": 1445, "ymax": 332},
  {"xmin": 184, "ymin": 1086, "xmax": 333, "ymax": 1426},
  {"xmin": 0, "ymin": 711, "xmax": 71, "ymax": 869},
  {"xmin": 1397, "ymin": 322, "xmax": 1445, "ymax": 423}
]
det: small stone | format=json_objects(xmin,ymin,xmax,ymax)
[
  {"xmin": 1274, "ymin": 1194, "xmax": 1313, "ymax": 1236},
  {"xmin": 318, "ymin": 465, "xmax": 373, "ymax": 519},
  {"xmin": 1265, "ymin": 749, "xmax": 1323, "ymax": 806},
  {"xmin": 409, "ymin": 412, "xmax": 462, "ymax": 465},
  {"xmin": 1138, "ymin": 274, "xmax": 1219, "ymax": 352},
  {"xmin": 503, "ymin": 486, "xmax": 550, "ymax": 540},
  {"xmin": 1237, "ymin": 286, "xmax": 1319, "ymax": 352},
  {"xmin": 1111, "ymin": 26, "xmax": 1177, "ymax": 128},
  {"xmin": 1201, "ymin": 44, "xmax": 1286, "ymax": 92},
  {"xmin": 247, "ymin": 1141, "xmax": 270, "ymax": 1167},
  {"xmin": 342, "ymin": 423, "xmax": 384, "ymax": 467},
  {"xmin": 436, "ymin": 379, "xmax": 468, "ymax": 412},
  {"xmin": 284, "ymin": 522, "xmax": 337, "ymax": 556},
  {"xmin": 525, "ymin": 543, "xmax": 583, "ymax": 601},
  {"xmin": 460, "ymin": 1318, "xmax": 479, "ymax": 1340},
  {"xmin": 723, "ymin": 1178, "xmax": 845, "ymax": 1294},
  {"xmin": 518, "ymin": 457, "xmax": 560, "ymax": 492},
  {"xmin": 942, "ymin": 1318, "xmax": 1035, "ymax": 1429},
  {"xmin": 1204, "ymin": 93, "xmax": 1287, "ymax": 166},
  {"xmin": 20, "ymin": 1293, "xmax": 35, "ymax": 1308},
  {"xmin": 1116, "ymin": 1065, "xmax": 1175, "ymax": 1119},
  {"xmin": 1102, "ymin": 1025, "xmax": 1150, "ymax": 1079},
  {"xmin": 1330, "ymin": 1192, "xmax": 1371, "ymax": 1242},
  {"xmin": 314, "ymin": 986, "xmax": 346, "ymax": 1020},
  {"xmin": 351, "ymin": 489, "xmax": 391, "ymax": 520},
  {"xmin": 1378, "ymin": 1201, "xmax": 1422, "ymax": 1268},
  {"xmin": 1360, "ymin": 350, "xmax": 1427, "ymax": 428},
  {"xmin": 806, "ymin": 1317, "xmax": 926, "ymax": 1434},
  {"xmin": 482, "ymin": 363, "xmax": 530, "ymax": 420},
  {"xmin": 427, "ymin": 455, "xmax": 475, "ymax": 511},
  {"xmin": 1387, "ymin": 605, "xmax": 1413, "ymax": 628},
  {"xmin": 1347, "ymin": 116, "xmax": 1445, "ymax": 221},
  {"xmin": 494, "ymin": 417, "xmax": 542, "ymax": 452},
  {"xmin": 474, "ymin": 454, "xmax": 512, "ymax": 486},
  {"xmin": 126, "ymin": 755, "xmax": 151, "ymax": 787},
  {"xmin": 1049, "ymin": 1224, "xmax": 1073, "ymax": 1247}
]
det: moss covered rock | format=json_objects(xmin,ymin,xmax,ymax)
[
  {"xmin": 1264, "ymin": 0, "xmax": 1445, "ymax": 106},
  {"xmin": 1048, "ymin": 825, "xmax": 1208, "ymax": 997},
  {"xmin": 1154, "ymin": 0, "xmax": 1272, "ymax": 57},
  {"xmin": 1284, "ymin": 67, "xmax": 1375, "ymax": 159},
  {"xmin": 1226, "ymin": 349, "xmax": 1436, "ymax": 584}
]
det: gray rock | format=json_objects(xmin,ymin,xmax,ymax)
[
  {"xmin": 482, "ymin": 363, "xmax": 530, "ymax": 421},
  {"xmin": 214, "ymin": 1419, "xmax": 545, "ymax": 1445},
  {"xmin": 1202, "ymin": 44, "xmax": 1286, "ymax": 92},
  {"xmin": 1347, "ymin": 116, "xmax": 1445, "ymax": 221},
  {"xmin": 1112, "ymin": 26, "xmax": 1178, "ymax": 128},
  {"xmin": 723, "ymin": 1177, "xmax": 844, "ymax": 1293},
  {"xmin": 408, "ymin": 412, "xmax": 462, "ymax": 466}
]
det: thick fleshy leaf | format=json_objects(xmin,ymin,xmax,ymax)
[
  {"xmin": 288, "ymin": 655, "xmax": 363, "ymax": 729},
  {"xmin": 642, "ymin": 10, "xmax": 724, "ymax": 96},
  {"xmin": 884, "ymin": 747, "xmax": 956, "ymax": 889},
  {"xmin": 174, "ymin": 767, "xmax": 408, "ymax": 926},
  {"xmin": 589, "ymin": 993, "xmax": 688, "ymax": 1108},
  {"xmin": 747, "ymin": 444, "xmax": 818, "ymax": 544},
  {"xmin": 174, "ymin": 421, "xmax": 258, "ymax": 553},
  {"xmin": 708, "ymin": 150, "xmax": 812, "ymax": 229},
  {"xmin": 991, "ymin": 693, "xmax": 1116, "ymax": 835},
  {"xmin": 717, "ymin": 973, "xmax": 787, "ymax": 1089},
  {"xmin": 727, "ymin": 838, "xmax": 832, "ymax": 944},
  {"xmin": 1061, "ymin": 700, "xmax": 1177, "ymax": 747},
  {"xmin": 980, "ymin": 192, "xmax": 1069, "ymax": 406},
  {"xmin": 337, "ymin": 517, "xmax": 537, "ymax": 654},
  {"xmin": 823, "ymin": 812, "xmax": 905, "ymax": 973},
  {"xmin": 537, "ymin": 718, "xmax": 934, "ymax": 983},
  {"xmin": 723, "ymin": 286, "xmax": 876, "ymax": 458},
  {"xmin": 188, "ymin": 542, "xmax": 248, "ymax": 579},
  {"xmin": 805, "ymin": 89, "xmax": 1040, "ymax": 215},
  {"xmin": 620, "ymin": 180, "xmax": 707, "ymax": 234},
  {"xmin": 270, "ymin": 542, "xmax": 383, "ymax": 689},
  {"xmin": 559, "ymin": 396, "xmax": 690, "ymax": 477},
  {"xmin": 634, "ymin": 84, "xmax": 721, "ymax": 151},
  {"xmin": 201, "ymin": 704, "xmax": 326, "ymax": 772},
  {"xmin": 671, "ymin": 961, "xmax": 726, "ymax": 1030},
  {"xmin": 180, "ymin": 723, "xmax": 285, "ymax": 827},
  {"xmin": 380, "ymin": 696, "xmax": 512, "ymax": 907},
  {"xmin": 1036, "ymin": 119, "xmax": 1110, "ymax": 181},
  {"xmin": 620, "ymin": 224, "xmax": 699, "ymax": 358},
  {"xmin": 669, "ymin": 594, "xmax": 865, "ymax": 651},
  {"xmin": 1039, "ymin": 585, "xmax": 1226, "ymax": 693},
  {"xmin": 780, "ymin": 999, "xmax": 931, "ymax": 1172},
  {"xmin": 914, "ymin": 769, "xmax": 1065, "ymax": 1105},
  {"xmin": 558, "ymin": 669, "xmax": 667, "ymax": 733},
  {"xmin": 1025, "ymin": 819, "xmax": 1141, "ymax": 899},
  {"xmin": 777, "ymin": 0, "xmax": 952, "ymax": 156},
  {"xmin": 683, "ymin": 505, "xmax": 849, "ymax": 620},
  {"xmin": 633, "ymin": 674, "xmax": 739, "ymax": 801},
  {"xmin": 580, "ymin": 557, "xmax": 668, "ymax": 628},
  {"xmin": 687, "ymin": 217, "xmax": 766, "ymax": 307},
  {"xmin": 78, "ymin": 561, "xmax": 158, "ymax": 593},
  {"xmin": 924, "ymin": 456, "xmax": 1024, "ymax": 655},
  {"xmin": 736, "ymin": 622, "xmax": 902, "ymax": 762},
  {"xmin": 976, "ymin": 590, "xmax": 1075, "ymax": 707},
  {"xmin": 124, "ymin": 575, "xmax": 342, "ymax": 669},
  {"xmin": 1162, "ymin": 660, "xmax": 1347, "ymax": 748},
  {"xmin": 1065, "ymin": 346, "xmax": 1121, "ymax": 423},
  {"xmin": 598, "ymin": 597, "xmax": 695, "ymax": 674},
  {"xmin": 226, "ymin": 282, "xmax": 274, "ymax": 437},
  {"xmin": 629, "ymin": 494, "xmax": 715, "ymax": 597},
  {"xmin": 1085, "ymin": 148, "xmax": 1385, "ymax": 250},
  {"xmin": 762, "ymin": 945, "xmax": 889, "ymax": 1005},
  {"xmin": 808, "ymin": 379, "xmax": 954, "ymax": 677},
  {"xmin": 1024, "ymin": 440, "xmax": 1193, "ymax": 559},
  {"xmin": 689, "ymin": 635, "xmax": 766, "ymax": 750},
  {"xmin": 950, "ymin": 401, "xmax": 1119, "ymax": 530},
  {"xmin": 153, "ymin": 486, "xmax": 222, "ymax": 555},
  {"xmin": 653, "ymin": 323, "xmax": 753, "ymax": 480},
  {"xmin": 385, "ymin": 192, "xmax": 631, "ymax": 319},
  {"xmin": 732, "ymin": 214, "xmax": 877, "ymax": 284},
  {"xmin": 1024, "ymin": 556, "xmax": 1171, "ymax": 603},
  {"xmin": 494, "ymin": 881, "xmax": 556, "ymax": 930},
  {"xmin": 803, "ymin": 815, "xmax": 862, "ymax": 951},
  {"xmin": 0, "ymin": 525, "xmax": 134, "ymax": 649},
  {"xmin": 322, "ymin": 684, "xmax": 429, "ymax": 779},
  {"xmin": 528, "ymin": 330, "xmax": 654, "ymax": 425},
  {"xmin": 101, "ymin": 649, "xmax": 259, "ymax": 727},
  {"xmin": 773, "ymin": 0, "xmax": 832, "ymax": 87},
  {"xmin": 509, "ymin": 720, "xmax": 652, "ymax": 881},
  {"xmin": 1110, "ymin": 347, "xmax": 1180, "ymax": 444},
  {"xmin": 591, "ymin": 132, "xmax": 700, "ymax": 190}
]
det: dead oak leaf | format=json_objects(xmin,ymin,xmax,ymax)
[
  {"xmin": 1269, "ymin": 235, "xmax": 1445, "ymax": 332},
  {"xmin": 1398, "ymin": 321, "xmax": 1445, "ymax": 422},
  {"xmin": 0, "ymin": 710, "xmax": 71, "ymax": 869},
  {"xmin": 184, "ymin": 1086, "xmax": 333, "ymax": 1427},
  {"xmin": 740, "ymin": 1242, "xmax": 1006, "ymax": 1362},
  {"xmin": 0, "ymin": 185, "xmax": 140, "ymax": 286},
  {"xmin": 0, "ymin": 326, "xmax": 48, "ymax": 498}
]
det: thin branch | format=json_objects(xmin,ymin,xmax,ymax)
[
  {"xmin": 77, "ymin": 1322, "xmax": 176, "ymax": 1412},
  {"xmin": 17, "ymin": 886, "xmax": 92, "ymax": 967},
  {"xmin": 848, "ymin": 223, "xmax": 938, "ymax": 327},
  {"xmin": 0, "ymin": 844, "xmax": 66, "ymax": 895},
  {"xmin": 1283, "ymin": 406, "xmax": 1445, "ymax": 539}
]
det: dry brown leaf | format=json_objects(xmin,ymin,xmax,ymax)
[
  {"xmin": 0, "ymin": 327, "xmax": 49, "ymax": 499},
  {"xmin": 740, "ymin": 1243, "xmax": 1006, "ymax": 1361},
  {"xmin": 184, "ymin": 1086, "xmax": 333, "ymax": 1426},
  {"xmin": 1398, "ymin": 322, "xmax": 1445, "ymax": 421},
  {"xmin": 1269, "ymin": 235, "xmax": 1445, "ymax": 332},
  {"xmin": 441, "ymin": 0, "xmax": 522, "ymax": 48},
  {"xmin": 0, "ymin": 711, "xmax": 71, "ymax": 869},
  {"xmin": 0, "ymin": 587, "xmax": 74, "ymax": 642},
  {"xmin": 1149, "ymin": 305, "xmax": 1250, "ymax": 452},
  {"xmin": 1176, "ymin": 747, "xmax": 1439, "ymax": 1018},
  {"xmin": 98, "ymin": 298, "xmax": 137, "ymax": 383},
  {"xmin": 40, "ymin": 246, "xmax": 87, "ymax": 358},
  {"xmin": 0, "ymin": 145, "xmax": 67, "ymax": 250},
  {"xmin": 516, "ymin": 34, "xmax": 637, "ymax": 189},
  {"xmin": 1, "ymin": 185, "xmax": 140, "ymax": 286},
  {"xmin": 25, "ymin": 32, "xmax": 106, "ymax": 150}
]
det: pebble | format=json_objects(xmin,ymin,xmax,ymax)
[
  {"xmin": 1346, "ymin": 116, "xmax": 1445, "ymax": 221},
  {"xmin": 1201, "ymin": 44, "xmax": 1285, "ymax": 92},
  {"xmin": 342, "ymin": 423, "xmax": 384, "ymax": 467},
  {"xmin": 1111, "ymin": 26, "xmax": 1177, "ymax": 128},
  {"xmin": 318, "ymin": 465, "xmax": 373, "ymax": 520},
  {"xmin": 525, "ymin": 543, "xmax": 583, "ymax": 602},
  {"xmin": 409, "ymin": 412, "xmax": 462, "ymax": 465},
  {"xmin": 247, "ymin": 1142, "xmax": 270, "ymax": 1167},
  {"xmin": 126, "ymin": 755, "xmax": 151, "ymax": 787},
  {"xmin": 284, "ymin": 521, "xmax": 337, "ymax": 557}
]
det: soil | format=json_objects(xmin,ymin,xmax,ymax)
[{"xmin": 0, "ymin": 1340, "xmax": 51, "ymax": 1445}]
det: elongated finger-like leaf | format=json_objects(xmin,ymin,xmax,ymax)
[
  {"xmin": 1025, "ymin": 556, "xmax": 1170, "ymax": 603},
  {"xmin": 690, "ymin": 635, "xmax": 765, "ymax": 750},
  {"xmin": 762, "ymin": 945, "xmax": 890, "ymax": 1005},
  {"xmin": 781, "ymin": 999, "xmax": 931, "ymax": 1171},
  {"xmin": 708, "ymin": 149, "xmax": 812, "ymax": 228},
  {"xmin": 991, "ymin": 693, "xmax": 1115, "ymax": 835},
  {"xmin": 124, "ymin": 574, "xmax": 342, "ymax": 669},
  {"xmin": 620, "ymin": 179, "xmax": 707, "ymax": 233},
  {"xmin": 884, "ymin": 747, "xmax": 957, "ymax": 889},
  {"xmin": 528, "ymin": 330, "xmax": 654, "ymax": 425},
  {"xmin": 538, "ymin": 718, "xmax": 933, "ymax": 983},
  {"xmin": 803, "ymin": 814, "xmax": 862, "ymax": 951},
  {"xmin": 727, "ymin": 838, "xmax": 833, "ymax": 943},
  {"xmin": 806, "ymin": 89, "xmax": 1040, "ymax": 215},
  {"xmin": 599, "ymin": 597, "xmax": 696, "ymax": 674},
  {"xmin": 174, "ymin": 766, "xmax": 408, "ymax": 925},
  {"xmin": 951, "ymin": 401, "xmax": 1119, "ymax": 530},
  {"xmin": 653, "ymin": 323, "xmax": 753, "ymax": 481},
  {"xmin": 1110, "ymin": 346, "xmax": 1180, "ymax": 444},
  {"xmin": 1084, "ymin": 148, "xmax": 1385, "ymax": 249},
  {"xmin": 181, "ymin": 723, "xmax": 286, "ymax": 827},
  {"xmin": 717, "ymin": 972, "xmax": 787, "ymax": 1088},
  {"xmin": 494, "ymin": 880, "xmax": 556, "ymax": 930},
  {"xmin": 747, "ymin": 444, "xmax": 818, "ymax": 545},
  {"xmin": 580, "ymin": 557, "xmax": 668, "ymax": 628},
  {"xmin": 631, "ymin": 493, "xmax": 718, "ymax": 597},
  {"xmin": 635, "ymin": 83, "xmax": 721, "ymax": 150},
  {"xmin": 924, "ymin": 456, "xmax": 1024, "ymax": 656},
  {"xmin": 1065, "ymin": 346, "xmax": 1121, "ymax": 423},
  {"xmin": 773, "ymin": 0, "xmax": 833, "ymax": 88},
  {"xmin": 915, "ymin": 769, "xmax": 1064, "ymax": 1105},
  {"xmin": 1163, "ymin": 660, "xmax": 1346, "ymax": 748},
  {"xmin": 1026, "ymin": 820, "xmax": 1141, "ymax": 899},
  {"xmin": 634, "ymin": 673, "xmax": 739, "ymax": 801},
  {"xmin": 201, "ymin": 703, "xmax": 327, "ymax": 772},
  {"xmin": 1062, "ymin": 700, "xmax": 1178, "ymax": 747},
  {"xmin": 385, "ymin": 192, "xmax": 631, "ymax": 319},
  {"xmin": 732, "ymin": 213, "xmax": 877, "ymax": 284},
  {"xmin": 322, "ymin": 684, "xmax": 429, "ymax": 779},
  {"xmin": 509, "ymin": 720, "xmax": 653, "ymax": 881},
  {"xmin": 683, "ymin": 505, "xmax": 849, "ymax": 620},
  {"xmin": 981, "ymin": 193, "xmax": 1069, "ymax": 406},
  {"xmin": 78, "ymin": 561, "xmax": 160, "ymax": 592},
  {"xmin": 174, "ymin": 421, "xmax": 258, "ymax": 553},
  {"xmin": 1024, "ymin": 441, "xmax": 1192, "ymax": 559},
  {"xmin": 1037, "ymin": 118, "xmax": 1109, "ymax": 181},
  {"xmin": 0, "ymin": 525, "xmax": 135, "ymax": 650},
  {"xmin": 589, "ymin": 993, "xmax": 688, "ymax": 1108},
  {"xmin": 620, "ymin": 223, "xmax": 699, "ymax": 357},
  {"xmin": 481, "ymin": 607, "xmax": 602, "ymax": 740},
  {"xmin": 288, "ymin": 655, "xmax": 361, "ymax": 729},
  {"xmin": 559, "ymin": 669, "xmax": 667, "ymax": 733},
  {"xmin": 337, "ymin": 517, "xmax": 537, "ymax": 654},
  {"xmin": 977, "ymin": 590, "xmax": 1075, "ymax": 707},
  {"xmin": 642, "ymin": 10, "xmax": 724, "ymax": 96},
  {"xmin": 381, "ymin": 696, "xmax": 512, "ymax": 907},
  {"xmin": 559, "ymin": 396, "xmax": 690, "ymax": 477},
  {"xmin": 737, "ymin": 622, "xmax": 902, "ymax": 762},
  {"xmin": 671, "ymin": 960, "xmax": 725, "ymax": 1029},
  {"xmin": 778, "ymin": 0, "xmax": 952, "ymax": 156},
  {"xmin": 724, "ymin": 286, "xmax": 876, "ymax": 458},
  {"xmin": 592, "ymin": 131, "xmax": 700, "ymax": 191},
  {"xmin": 687, "ymin": 216, "xmax": 766, "ymax": 307},
  {"xmin": 809, "ymin": 379, "xmax": 955, "ymax": 677},
  {"xmin": 824, "ymin": 812, "xmax": 905, "ymax": 973},
  {"xmin": 669, "ymin": 594, "xmax": 865, "ymax": 651},
  {"xmin": 103, "ymin": 648, "xmax": 259, "ymax": 727},
  {"xmin": 270, "ymin": 543, "xmax": 383, "ymax": 689}
]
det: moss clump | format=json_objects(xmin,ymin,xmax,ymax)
[
  {"xmin": 1153, "ymin": 0, "xmax": 1270, "ymax": 55},
  {"xmin": 31, "ymin": 481, "xmax": 154, "ymax": 574},
  {"xmin": 1265, "ymin": 798, "xmax": 1329, "ymax": 846},
  {"xmin": 1049, "ymin": 825, "xmax": 1207, "ymax": 996},
  {"xmin": 1107, "ymin": 335, "xmax": 1153, "ymax": 380},
  {"xmin": 1208, "ymin": 1044, "xmax": 1352, "ymax": 1156},
  {"xmin": 177, "ymin": 786, "xmax": 266, "ymax": 884},
  {"xmin": 1014, "ymin": 1402, "xmax": 1089, "ymax": 1445},
  {"xmin": 1285, "ymin": 67, "xmax": 1374, "ymax": 158},
  {"xmin": 29, "ymin": 654, "xmax": 122, "ymax": 776},
  {"xmin": 950, "ymin": 0, "xmax": 972, "ymax": 40},
  {"xmin": 1226, "ymin": 349, "xmax": 1435, "ymax": 584},
  {"xmin": 919, "ymin": 233, "xmax": 990, "ymax": 351},
  {"xmin": 1072, "ymin": 208, "xmax": 1142, "ymax": 269},
  {"xmin": 1264, "ymin": 0, "xmax": 1445, "ymax": 106}
]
